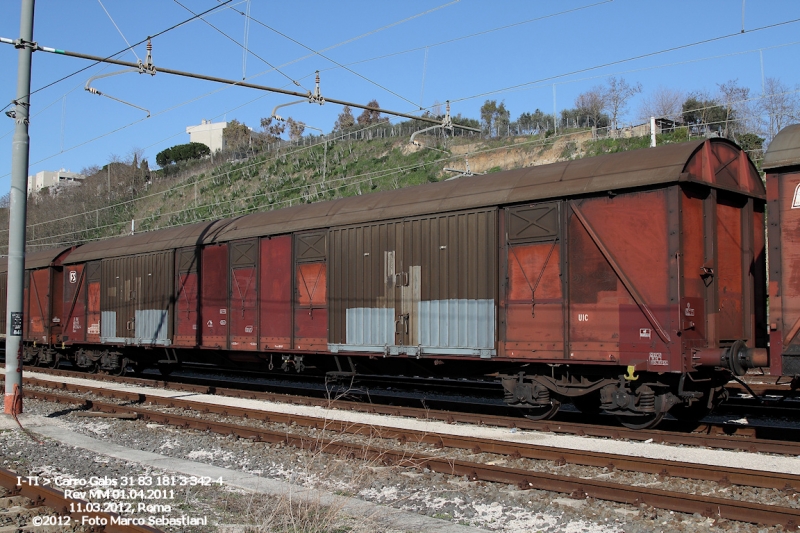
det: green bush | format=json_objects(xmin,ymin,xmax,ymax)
[{"xmin": 156, "ymin": 142, "xmax": 210, "ymax": 167}]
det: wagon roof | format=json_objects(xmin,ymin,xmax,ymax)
[
  {"xmin": 62, "ymin": 219, "xmax": 234, "ymax": 264},
  {"xmin": 763, "ymin": 124, "xmax": 800, "ymax": 170},
  {"xmin": 206, "ymin": 137, "xmax": 764, "ymax": 243},
  {"xmin": 0, "ymin": 246, "xmax": 74, "ymax": 273},
  {"xmin": 47, "ymin": 136, "xmax": 764, "ymax": 259}
]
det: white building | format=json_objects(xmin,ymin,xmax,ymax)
[
  {"xmin": 186, "ymin": 119, "xmax": 227, "ymax": 153},
  {"xmin": 27, "ymin": 169, "xmax": 84, "ymax": 196}
]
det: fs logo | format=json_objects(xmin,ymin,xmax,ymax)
[{"xmin": 69, "ymin": 271, "xmax": 78, "ymax": 284}]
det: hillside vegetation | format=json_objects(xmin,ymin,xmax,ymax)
[{"xmin": 2, "ymin": 125, "xmax": 715, "ymax": 253}]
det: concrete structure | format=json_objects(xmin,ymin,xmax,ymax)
[
  {"xmin": 186, "ymin": 119, "xmax": 227, "ymax": 153},
  {"xmin": 26, "ymin": 169, "xmax": 84, "ymax": 196}
]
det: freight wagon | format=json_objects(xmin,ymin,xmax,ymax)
[{"xmin": 1, "ymin": 133, "xmax": 777, "ymax": 429}]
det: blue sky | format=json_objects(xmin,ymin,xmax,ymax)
[{"xmin": 1, "ymin": 0, "xmax": 799, "ymax": 193}]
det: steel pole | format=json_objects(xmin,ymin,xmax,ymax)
[{"xmin": 5, "ymin": 0, "xmax": 35, "ymax": 416}]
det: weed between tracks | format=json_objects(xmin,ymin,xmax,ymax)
[{"xmin": 199, "ymin": 380, "xmax": 435, "ymax": 532}]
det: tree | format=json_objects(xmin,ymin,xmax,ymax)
[
  {"xmin": 357, "ymin": 99, "xmax": 383, "ymax": 126},
  {"xmin": 717, "ymin": 79, "xmax": 752, "ymax": 136},
  {"xmin": 334, "ymin": 105, "xmax": 355, "ymax": 131},
  {"xmin": 480, "ymin": 100, "xmax": 498, "ymax": 136},
  {"xmin": 761, "ymin": 77, "xmax": 800, "ymax": 141},
  {"xmin": 737, "ymin": 132, "xmax": 765, "ymax": 158},
  {"xmin": 637, "ymin": 86, "xmax": 684, "ymax": 122},
  {"xmin": 285, "ymin": 117, "xmax": 306, "ymax": 141},
  {"xmin": 260, "ymin": 116, "xmax": 286, "ymax": 141},
  {"xmin": 604, "ymin": 77, "xmax": 642, "ymax": 131},
  {"xmin": 156, "ymin": 142, "xmax": 210, "ymax": 166},
  {"xmin": 682, "ymin": 91, "xmax": 726, "ymax": 134},
  {"xmin": 223, "ymin": 119, "xmax": 251, "ymax": 152},
  {"xmin": 480, "ymin": 100, "xmax": 510, "ymax": 137},
  {"xmin": 575, "ymin": 86, "xmax": 607, "ymax": 127}
]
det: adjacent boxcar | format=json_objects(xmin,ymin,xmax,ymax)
[{"xmin": 763, "ymin": 124, "xmax": 800, "ymax": 377}]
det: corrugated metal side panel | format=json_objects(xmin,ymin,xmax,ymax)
[
  {"xmin": 417, "ymin": 299, "xmax": 494, "ymax": 348},
  {"xmin": 135, "ymin": 310, "xmax": 169, "ymax": 342},
  {"xmin": 259, "ymin": 236, "xmax": 292, "ymax": 350},
  {"xmin": 328, "ymin": 221, "xmax": 402, "ymax": 346},
  {"xmin": 345, "ymin": 308, "xmax": 394, "ymax": 345},
  {"xmin": 403, "ymin": 209, "xmax": 497, "ymax": 350},
  {"xmin": 101, "ymin": 311, "xmax": 117, "ymax": 338},
  {"xmin": 101, "ymin": 251, "xmax": 173, "ymax": 344}
]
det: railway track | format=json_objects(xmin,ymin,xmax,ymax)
[
  {"xmin": 0, "ymin": 467, "xmax": 160, "ymax": 532},
  {"xmin": 14, "ymin": 376, "xmax": 800, "ymax": 529},
  {"xmin": 19, "ymin": 365, "xmax": 800, "ymax": 455}
]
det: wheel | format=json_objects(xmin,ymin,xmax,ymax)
[
  {"xmin": 158, "ymin": 364, "xmax": 175, "ymax": 377},
  {"xmin": 110, "ymin": 360, "xmax": 128, "ymax": 376},
  {"xmin": 571, "ymin": 391, "xmax": 602, "ymax": 415},
  {"xmin": 615, "ymin": 394, "xmax": 666, "ymax": 430},
  {"xmin": 520, "ymin": 400, "xmax": 561, "ymax": 421},
  {"xmin": 617, "ymin": 410, "xmax": 665, "ymax": 430}
]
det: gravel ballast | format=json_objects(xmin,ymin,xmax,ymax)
[{"xmin": 1, "ymin": 395, "xmax": 796, "ymax": 533}]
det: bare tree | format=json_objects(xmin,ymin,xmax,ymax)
[
  {"xmin": 356, "ymin": 99, "xmax": 383, "ymax": 126},
  {"xmin": 717, "ymin": 79, "xmax": 753, "ymax": 136},
  {"xmin": 637, "ymin": 86, "xmax": 684, "ymax": 122},
  {"xmin": 761, "ymin": 77, "xmax": 800, "ymax": 141},
  {"xmin": 604, "ymin": 77, "xmax": 642, "ymax": 132},
  {"xmin": 286, "ymin": 118, "xmax": 306, "ymax": 141},
  {"xmin": 223, "ymin": 119, "xmax": 251, "ymax": 153},
  {"xmin": 575, "ymin": 86, "xmax": 606, "ymax": 128},
  {"xmin": 334, "ymin": 105, "xmax": 355, "ymax": 131}
]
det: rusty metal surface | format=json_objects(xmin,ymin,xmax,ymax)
[
  {"xmin": 0, "ymin": 246, "xmax": 73, "ymax": 273},
  {"xmin": 763, "ymin": 124, "xmax": 800, "ymax": 170},
  {"xmin": 63, "ymin": 220, "xmax": 229, "ymax": 264},
  {"xmin": 21, "ymin": 384, "xmax": 800, "ymax": 528},
  {"xmin": 0, "ymin": 467, "xmax": 162, "ymax": 533},
  {"xmin": 259, "ymin": 236, "xmax": 292, "ymax": 350},
  {"xmin": 767, "ymin": 165, "xmax": 800, "ymax": 374},
  {"xmin": 206, "ymin": 139, "xmax": 762, "ymax": 245}
]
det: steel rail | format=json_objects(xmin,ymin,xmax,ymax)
[
  {"xmin": 19, "ymin": 366, "xmax": 800, "ymax": 455},
  {"xmin": 20, "ymin": 380, "xmax": 800, "ymax": 491},
  {"xmin": 0, "ymin": 467, "xmax": 161, "ymax": 533},
  {"xmin": 20, "ymin": 388, "xmax": 800, "ymax": 528}
]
